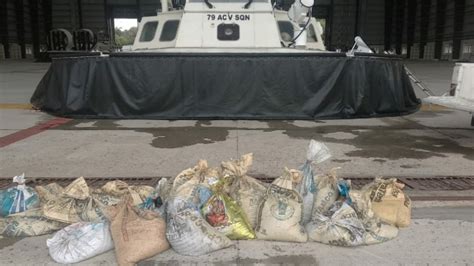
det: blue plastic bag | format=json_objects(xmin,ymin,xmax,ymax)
[{"xmin": 0, "ymin": 174, "xmax": 40, "ymax": 217}]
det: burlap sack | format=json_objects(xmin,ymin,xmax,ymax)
[
  {"xmin": 35, "ymin": 183, "xmax": 64, "ymax": 203},
  {"xmin": 221, "ymin": 153, "xmax": 267, "ymax": 229},
  {"xmin": 255, "ymin": 169, "xmax": 307, "ymax": 243},
  {"xmin": 107, "ymin": 198, "xmax": 169, "ymax": 266},
  {"xmin": 166, "ymin": 197, "xmax": 233, "ymax": 256},
  {"xmin": 201, "ymin": 181, "xmax": 255, "ymax": 240},
  {"xmin": 42, "ymin": 177, "xmax": 106, "ymax": 223},
  {"xmin": 306, "ymin": 201, "xmax": 365, "ymax": 246},
  {"xmin": 172, "ymin": 160, "xmax": 219, "ymax": 193},
  {"xmin": 349, "ymin": 190, "xmax": 399, "ymax": 245},
  {"xmin": 0, "ymin": 208, "xmax": 66, "ymax": 237},
  {"xmin": 171, "ymin": 160, "xmax": 218, "ymax": 207},
  {"xmin": 364, "ymin": 178, "xmax": 411, "ymax": 227},
  {"xmin": 312, "ymin": 168, "xmax": 340, "ymax": 214},
  {"xmin": 94, "ymin": 180, "xmax": 154, "ymax": 206}
]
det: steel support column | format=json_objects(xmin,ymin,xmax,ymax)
[
  {"xmin": 406, "ymin": 0, "xmax": 417, "ymax": 58},
  {"xmin": 136, "ymin": 0, "xmax": 142, "ymax": 22},
  {"xmin": 394, "ymin": 0, "xmax": 405, "ymax": 55},
  {"xmin": 434, "ymin": 0, "xmax": 447, "ymax": 59},
  {"xmin": 77, "ymin": 0, "xmax": 83, "ymax": 29},
  {"xmin": 419, "ymin": 0, "xmax": 430, "ymax": 59},
  {"xmin": 15, "ymin": 0, "xmax": 26, "ymax": 58},
  {"xmin": 29, "ymin": 0, "xmax": 40, "ymax": 58},
  {"xmin": 452, "ymin": 0, "xmax": 466, "ymax": 59},
  {"xmin": 384, "ymin": 0, "xmax": 393, "ymax": 51},
  {"xmin": 0, "ymin": 0, "xmax": 9, "ymax": 58}
]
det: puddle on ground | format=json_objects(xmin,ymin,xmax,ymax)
[
  {"xmin": 264, "ymin": 121, "xmax": 474, "ymax": 160},
  {"xmin": 52, "ymin": 119, "xmax": 474, "ymax": 160},
  {"xmin": 136, "ymin": 122, "xmax": 230, "ymax": 148}
]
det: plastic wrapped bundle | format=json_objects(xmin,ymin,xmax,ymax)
[
  {"xmin": 255, "ymin": 168, "xmax": 307, "ymax": 242},
  {"xmin": 221, "ymin": 153, "xmax": 268, "ymax": 229},
  {"xmin": 139, "ymin": 178, "xmax": 171, "ymax": 218},
  {"xmin": 306, "ymin": 201, "xmax": 365, "ymax": 246},
  {"xmin": 201, "ymin": 179, "xmax": 255, "ymax": 240},
  {"xmin": 0, "ymin": 208, "xmax": 66, "ymax": 237},
  {"xmin": 0, "ymin": 174, "xmax": 40, "ymax": 217},
  {"xmin": 166, "ymin": 197, "xmax": 232, "ymax": 256},
  {"xmin": 42, "ymin": 177, "xmax": 106, "ymax": 223},
  {"xmin": 297, "ymin": 140, "xmax": 332, "ymax": 225},
  {"xmin": 47, "ymin": 222, "xmax": 114, "ymax": 264}
]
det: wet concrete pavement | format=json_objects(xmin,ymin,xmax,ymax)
[{"xmin": 0, "ymin": 59, "xmax": 473, "ymax": 265}]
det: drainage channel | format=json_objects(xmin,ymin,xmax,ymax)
[{"xmin": 0, "ymin": 176, "xmax": 473, "ymax": 201}]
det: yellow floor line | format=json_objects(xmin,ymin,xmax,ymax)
[
  {"xmin": 420, "ymin": 103, "xmax": 448, "ymax": 111},
  {"xmin": 0, "ymin": 103, "xmax": 33, "ymax": 110}
]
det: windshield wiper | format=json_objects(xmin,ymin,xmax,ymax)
[
  {"xmin": 243, "ymin": 0, "xmax": 253, "ymax": 9},
  {"xmin": 204, "ymin": 0, "xmax": 214, "ymax": 8}
]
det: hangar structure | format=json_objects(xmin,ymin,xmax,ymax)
[{"xmin": 0, "ymin": 0, "xmax": 473, "ymax": 61}]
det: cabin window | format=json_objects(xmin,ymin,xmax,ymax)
[
  {"xmin": 307, "ymin": 25, "xmax": 318, "ymax": 42},
  {"xmin": 160, "ymin": 20, "xmax": 180, "ymax": 41},
  {"xmin": 139, "ymin": 21, "xmax": 158, "ymax": 42},
  {"xmin": 277, "ymin": 21, "xmax": 294, "ymax": 42}
]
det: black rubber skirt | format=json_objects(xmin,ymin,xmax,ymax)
[{"xmin": 31, "ymin": 53, "xmax": 420, "ymax": 119}]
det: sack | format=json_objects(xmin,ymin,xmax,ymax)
[
  {"xmin": 42, "ymin": 177, "xmax": 106, "ymax": 223},
  {"xmin": 255, "ymin": 169, "xmax": 307, "ymax": 242},
  {"xmin": 95, "ymin": 180, "xmax": 154, "ymax": 206},
  {"xmin": 107, "ymin": 197, "xmax": 169, "ymax": 265},
  {"xmin": 364, "ymin": 178, "xmax": 411, "ymax": 227},
  {"xmin": 35, "ymin": 183, "xmax": 64, "ymax": 203},
  {"xmin": 221, "ymin": 153, "xmax": 267, "ymax": 228},
  {"xmin": 171, "ymin": 160, "xmax": 217, "ymax": 208},
  {"xmin": 349, "ymin": 190, "xmax": 399, "ymax": 245},
  {"xmin": 166, "ymin": 197, "xmax": 232, "ymax": 256},
  {"xmin": 0, "ymin": 174, "xmax": 40, "ymax": 217},
  {"xmin": 0, "ymin": 208, "xmax": 66, "ymax": 237},
  {"xmin": 306, "ymin": 201, "xmax": 365, "ymax": 246},
  {"xmin": 172, "ymin": 160, "xmax": 218, "ymax": 193},
  {"xmin": 312, "ymin": 168, "xmax": 340, "ymax": 214},
  {"xmin": 201, "ymin": 180, "xmax": 255, "ymax": 240},
  {"xmin": 47, "ymin": 222, "xmax": 114, "ymax": 264},
  {"xmin": 297, "ymin": 140, "xmax": 332, "ymax": 225}
]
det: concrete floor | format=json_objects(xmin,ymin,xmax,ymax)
[{"xmin": 0, "ymin": 59, "xmax": 473, "ymax": 265}]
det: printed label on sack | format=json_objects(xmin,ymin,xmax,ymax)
[{"xmin": 270, "ymin": 199, "xmax": 294, "ymax": 221}]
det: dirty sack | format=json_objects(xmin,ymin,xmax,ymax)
[
  {"xmin": 138, "ymin": 178, "xmax": 170, "ymax": 218},
  {"xmin": 107, "ymin": 196, "xmax": 169, "ymax": 265},
  {"xmin": 255, "ymin": 168, "xmax": 307, "ymax": 242},
  {"xmin": 312, "ymin": 168, "xmax": 340, "ymax": 215},
  {"xmin": 221, "ymin": 153, "xmax": 267, "ymax": 229},
  {"xmin": 296, "ymin": 140, "xmax": 332, "ymax": 225},
  {"xmin": 170, "ymin": 160, "xmax": 217, "ymax": 208},
  {"xmin": 166, "ymin": 197, "xmax": 232, "ymax": 256},
  {"xmin": 35, "ymin": 183, "xmax": 64, "ymax": 204},
  {"xmin": 349, "ymin": 190, "xmax": 399, "ymax": 245},
  {"xmin": 0, "ymin": 208, "xmax": 66, "ymax": 237},
  {"xmin": 47, "ymin": 222, "xmax": 114, "ymax": 264},
  {"xmin": 306, "ymin": 201, "xmax": 365, "ymax": 246},
  {"xmin": 0, "ymin": 174, "xmax": 40, "ymax": 217},
  {"xmin": 201, "ymin": 179, "xmax": 255, "ymax": 240},
  {"xmin": 42, "ymin": 177, "xmax": 106, "ymax": 223},
  {"xmin": 363, "ymin": 178, "xmax": 411, "ymax": 227},
  {"xmin": 93, "ymin": 180, "xmax": 154, "ymax": 206}
]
